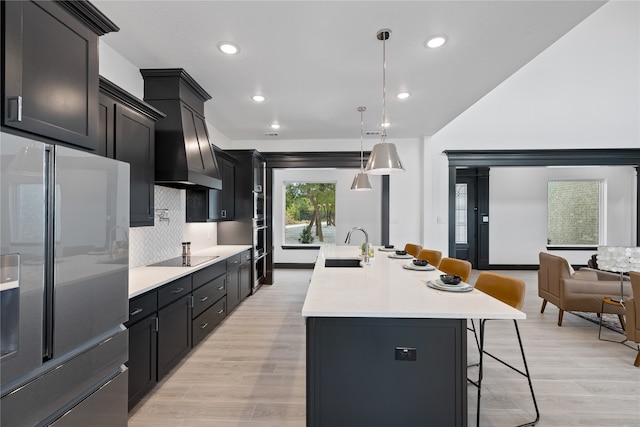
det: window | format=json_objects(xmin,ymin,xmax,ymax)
[
  {"xmin": 455, "ymin": 183, "xmax": 468, "ymax": 244},
  {"xmin": 547, "ymin": 180, "xmax": 603, "ymax": 247},
  {"xmin": 284, "ymin": 182, "xmax": 336, "ymax": 245}
]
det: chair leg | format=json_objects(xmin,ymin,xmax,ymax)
[
  {"xmin": 634, "ymin": 350, "xmax": 640, "ymax": 367},
  {"xmin": 540, "ymin": 299, "xmax": 547, "ymax": 313},
  {"xmin": 557, "ymin": 309, "xmax": 564, "ymax": 326},
  {"xmin": 513, "ymin": 320, "xmax": 541, "ymax": 426},
  {"xmin": 476, "ymin": 319, "xmax": 486, "ymax": 427}
]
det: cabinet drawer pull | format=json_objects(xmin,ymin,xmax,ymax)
[
  {"xmin": 7, "ymin": 96, "xmax": 22, "ymax": 122},
  {"xmin": 221, "ymin": 210, "xmax": 227, "ymax": 218},
  {"xmin": 199, "ymin": 296, "xmax": 208, "ymax": 302},
  {"xmin": 216, "ymin": 308, "xmax": 225, "ymax": 315},
  {"xmin": 171, "ymin": 287, "xmax": 184, "ymax": 294},
  {"xmin": 130, "ymin": 308, "xmax": 143, "ymax": 317},
  {"xmin": 217, "ymin": 286, "xmax": 224, "ymax": 290},
  {"xmin": 199, "ymin": 322, "xmax": 209, "ymax": 329}
]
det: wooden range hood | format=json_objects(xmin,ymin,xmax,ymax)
[{"xmin": 141, "ymin": 68, "xmax": 222, "ymax": 190}]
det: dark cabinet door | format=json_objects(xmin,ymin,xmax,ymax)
[
  {"xmin": 114, "ymin": 104, "xmax": 155, "ymax": 227},
  {"xmin": 3, "ymin": 1, "xmax": 99, "ymax": 150},
  {"xmin": 157, "ymin": 295, "xmax": 192, "ymax": 380},
  {"xmin": 126, "ymin": 315, "xmax": 157, "ymax": 410},
  {"xmin": 220, "ymin": 157, "xmax": 235, "ymax": 220},
  {"xmin": 239, "ymin": 256, "xmax": 252, "ymax": 300},
  {"xmin": 97, "ymin": 93, "xmax": 115, "ymax": 158},
  {"xmin": 226, "ymin": 268, "xmax": 240, "ymax": 313}
]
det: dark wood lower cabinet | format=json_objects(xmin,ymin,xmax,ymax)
[
  {"xmin": 306, "ymin": 317, "xmax": 467, "ymax": 427},
  {"xmin": 126, "ymin": 315, "xmax": 157, "ymax": 410},
  {"xmin": 239, "ymin": 254, "xmax": 252, "ymax": 300},
  {"xmin": 157, "ymin": 295, "xmax": 192, "ymax": 381}
]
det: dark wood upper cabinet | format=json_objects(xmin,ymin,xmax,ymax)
[
  {"xmin": 2, "ymin": 1, "xmax": 118, "ymax": 150},
  {"xmin": 99, "ymin": 77, "xmax": 165, "ymax": 227},
  {"xmin": 185, "ymin": 150, "xmax": 235, "ymax": 222}
]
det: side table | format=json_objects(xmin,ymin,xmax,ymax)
[{"xmin": 598, "ymin": 297, "xmax": 626, "ymax": 342}]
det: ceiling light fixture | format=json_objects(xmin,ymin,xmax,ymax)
[
  {"xmin": 396, "ymin": 91, "xmax": 410, "ymax": 99},
  {"xmin": 365, "ymin": 29, "xmax": 404, "ymax": 175},
  {"xmin": 270, "ymin": 123, "xmax": 280, "ymax": 130},
  {"xmin": 218, "ymin": 41, "xmax": 240, "ymax": 55},
  {"xmin": 252, "ymin": 95, "xmax": 265, "ymax": 102},
  {"xmin": 425, "ymin": 35, "xmax": 448, "ymax": 49},
  {"xmin": 351, "ymin": 106, "xmax": 373, "ymax": 191}
]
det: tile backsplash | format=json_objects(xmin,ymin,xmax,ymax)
[{"xmin": 128, "ymin": 185, "xmax": 217, "ymax": 267}]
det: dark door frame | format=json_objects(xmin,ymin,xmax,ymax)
[
  {"xmin": 260, "ymin": 152, "xmax": 390, "ymax": 268},
  {"xmin": 444, "ymin": 148, "xmax": 640, "ymax": 265}
]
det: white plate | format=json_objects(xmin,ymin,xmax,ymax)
[
  {"xmin": 378, "ymin": 247, "xmax": 396, "ymax": 252},
  {"xmin": 402, "ymin": 263, "xmax": 436, "ymax": 271},
  {"xmin": 388, "ymin": 254, "xmax": 413, "ymax": 259},
  {"xmin": 426, "ymin": 280, "xmax": 474, "ymax": 292}
]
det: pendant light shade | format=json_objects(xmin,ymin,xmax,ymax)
[
  {"xmin": 351, "ymin": 106, "xmax": 373, "ymax": 191},
  {"xmin": 365, "ymin": 28, "xmax": 404, "ymax": 175}
]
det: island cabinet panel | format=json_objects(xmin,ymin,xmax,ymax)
[
  {"xmin": 306, "ymin": 317, "xmax": 467, "ymax": 427},
  {"xmin": 2, "ymin": 1, "xmax": 116, "ymax": 150}
]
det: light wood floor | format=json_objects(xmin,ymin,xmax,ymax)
[{"xmin": 128, "ymin": 269, "xmax": 640, "ymax": 427}]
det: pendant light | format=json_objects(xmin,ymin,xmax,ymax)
[
  {"xmin": 365, "ymin": 29, "xmax": 404, "ymax": 175},
  {"xmin": 351, "ymin": 106, "xmax": 373, "ymax": 191}
]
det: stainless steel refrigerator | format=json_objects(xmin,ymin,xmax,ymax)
[{"xmin": 0, "ymin": 132, "xmax": 129, "ymax": 426}]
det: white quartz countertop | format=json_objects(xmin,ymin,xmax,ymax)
[
  {"xmin": 301, "ymin": 246, "xmax": 525, "ymax": 320},
  {"xmin": 128, "ymin": 245, "xmax": 251, "ymax": 298}
]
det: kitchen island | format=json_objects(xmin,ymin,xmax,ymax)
[{"xmin": 302, "ymin": 246, "xmax": 524, "ymax": 427}]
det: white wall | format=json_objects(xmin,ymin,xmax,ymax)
[
  {"xmin": 425, "ymin": 1, "xmax": 639, "ymax": 259},
  {"xmin": 272, "ymin": 168, "xmax": 382, "ymax": 264},
  {"xmin": 489, "ymin": 166, "xmax": 636, "ymax": 266}
]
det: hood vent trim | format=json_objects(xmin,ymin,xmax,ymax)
[{"xmin": 141, "ymin": 68, "xmax": 222, "ymax": 190}]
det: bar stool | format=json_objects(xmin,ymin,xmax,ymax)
[
  {"xmin": 468, "ymin": 272, "xmax": 540, "ymax": 426},
  {"xmin": 403, "ymin": 243, "xmax": 422, "ymax": 258},
  {"xmin": 416, "ymin": 249, "xmax": 443, "ymax": 268},
  {"xmin": 438, "ymin": 257, "xmax": 472, "ymax": 283}
]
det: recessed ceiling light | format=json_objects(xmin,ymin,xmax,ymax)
[
  {"xmin": 218, "ymin": 41, "xmax": 240, "ymax": 55},
  {"xmin": 396, "ymin": 92, "xmax": 410, "ymax": 99},
  {"xmin": 424, "ymin": 35, "xmax": 448, "ymax": 49},
  {"xmin": 381, "ymin": 122, "xmax": 390, "ymax": 128},
  {"xmin": 252, "ymin": 95, "xmax": 265, "ymax": 102},
  {"xmin": 270, "ymin": 123, "xmax": 281, "ymax": 130}
]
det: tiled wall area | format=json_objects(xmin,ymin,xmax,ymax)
[{"xmin": 129, "ymin": 185, "xmax": 217, "ymax": 267}]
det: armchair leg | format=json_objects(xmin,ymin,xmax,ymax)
[
  {"xmin": 540, "ymin": 300, "xmax": 547, "ymax": 313},
  {"xmin": 557, "ymin": 310, "xmax": 564, "ymax": 326},
  {"xmin": 617, "ymin": 315, "xmax": 626, "ymax": 331}
]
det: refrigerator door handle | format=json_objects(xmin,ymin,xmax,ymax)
[{"xmin": 43, "ymin": 145, "xmax": 55, "ymax": 360}]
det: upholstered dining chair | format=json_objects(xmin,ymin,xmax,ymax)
[
  {"xmin": 416, "ymin": 249, "xmax": 442, "ymax": 268},
  {"xmin": 403, "ymin": 243, "xmax": 422, "ymax": 258},
  {"xmin": 469, "ymin": 272, "xmax": 540, "ymax": 426},
  {"xmin": 625, "ymin": 271, "xmax": 640, "ymax": 367},
  {"xmin": 438, "ymin": 257, "xmax": 472, "ymax": 283}
]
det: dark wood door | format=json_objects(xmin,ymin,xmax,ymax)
[
  {"xmin": 157, "ymin": 295, "xmax": 192, "ymax": 380},
  {"xmin": 220, "ymin": 157, "xmax": 235, "ymax": 220},
  {"xmin": 114, "ymin": 104, "xmax": 155, "ymax": 227},
  {"xmin": 3, "ymin": 1, "xmax": 99, "ymax": 150},
  {"xmin": 226, "ymin": 269, "xmax": 240, "ymax": 312},
  {"xmin": 454, "ymin": 168, "xmax": 490, "ymax": 269},
  {"xmin": 239, "ymin": 258, "xmax": 252, "ymax": 300},
  {"xmin": 127, "ymin": 315, "xmax": 157, "ymax": 409}
]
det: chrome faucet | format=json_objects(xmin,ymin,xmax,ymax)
[{"xmin": 345, "ymin": 227, "xmax": 369, "ymax": 263}]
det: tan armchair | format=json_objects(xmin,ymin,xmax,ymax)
[
  {"xmin": 538, "ymin": 252, "xmax": 632, "ymax": 326},
  {"xmin": 624, "ymin": 272, "xmax": 640, "ymax": 367}
]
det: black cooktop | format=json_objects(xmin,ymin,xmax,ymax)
[{"xmin": 150, "ymin": 255, "xmax": 218, "ymax": 267}]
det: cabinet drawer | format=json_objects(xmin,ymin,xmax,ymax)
[
  {"xmin": 158, "ymin": 276, "xmax": 192, "ymax": 309},
  {"xmin": 226, "ymin": 254, "xmax": 242, "ymax": 270},
  {"xmin": 192, "ymin": 274, "xmax": 225, "ymax": 318},
  {"xmin": 241, "ymin": 250, "xmax": 252, "ymax": 263},
  {"xmin": 192, "ymin": 261, "xmax": 226, "ymax": 290},
  {"xmin": 126, "ymin": 291, "xmax": 157, "ymax": 327},
  {"xmin": 192, "ymin": 297, "xmax": 226, "ymax": 347}
]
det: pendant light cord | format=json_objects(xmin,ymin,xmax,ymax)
[
  {"xmin": 380, "ymin": 30, "xmax": 389, "ymax": 143},
  {"xmin": 359, "ymin": 107, "xmax": 365, "ymax": 172}
]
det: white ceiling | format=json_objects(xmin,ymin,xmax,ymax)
[{"xmin": 94, "ymin": 0, "xmax": 607, "ymax": 141}]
